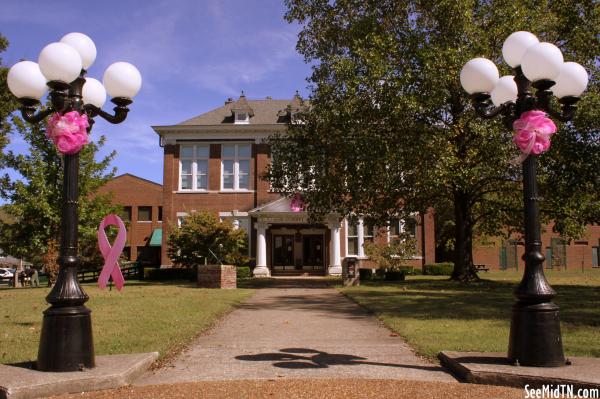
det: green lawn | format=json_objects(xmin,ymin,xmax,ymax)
[
  {"xmin": 0, "ymin": 281, "xmax": 254, "ymax": 365},
  {"xmin": 339, "ymin": 269, "xmax": 600, "ymax": 360}
]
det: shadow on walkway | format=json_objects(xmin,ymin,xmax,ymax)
[{"xmin": 235, "ymin": 348, "xmax": 446, "ymax": 372}]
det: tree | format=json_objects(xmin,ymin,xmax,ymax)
[
  {"xmin": 0, "ymin": 107, "xmax": 118, "ymax": 272},
  {"xmin": 267, "ymin": 0, "xmax": 600, "ymax": 280},
  {"xmin": 167, "ymin": 211, "xmax": 248, "ymax": 268}
]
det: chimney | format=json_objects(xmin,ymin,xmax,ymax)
[{"xmin": 225, "ymin": 97, "xmax": 233, "ymax": 104}]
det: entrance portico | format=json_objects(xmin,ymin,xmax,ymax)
[{"xmin": 249, "ymin": 198, "xmax": 342, "ymax": 277}]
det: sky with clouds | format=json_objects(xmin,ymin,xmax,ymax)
[{"xmin": 1, "ymin": 0, "xmax": 312, "ymax": 185}]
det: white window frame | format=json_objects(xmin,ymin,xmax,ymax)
[
  {"xmin": 179, "ymin": 144, "xmax": 209, "ymax": 191},
  {"xmin": 221, "ymin": 143, "xmax": 251, "ymax": 191},
  {"xmin": 345, "ymin": 217, "xmax": 367, "ymax": 258},
  {"xmin": 234, "ymin": 111, "xmax": 249, "ymax": 124}
]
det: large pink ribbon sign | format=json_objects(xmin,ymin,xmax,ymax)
[{"xmin": 97, "ymin": 214, "xmax": 126, "ymax": 290}]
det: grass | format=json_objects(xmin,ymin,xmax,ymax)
[
  {"xmin": 0, "ymin": 280, "xmax": 254, "ymax": 365},
  {"xmin": 339, "ymin": 269, "xmax": 600, "ymax": 360}
]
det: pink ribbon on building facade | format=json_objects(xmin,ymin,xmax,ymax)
[{"xmin": 97, "ymin": 214, "xmax": 126, "ymax": 290}]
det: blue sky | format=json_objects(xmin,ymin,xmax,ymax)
[{"xmin": 1, "ymin": 0, "xmax": 311, "ymax": 185}]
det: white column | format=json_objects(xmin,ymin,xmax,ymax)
[
  {"xmin": 253, "ymin": 221, "xmax": 270, "ymax": 277},
  {"xmin": 357, "ymin": 217, "xmax": 365, "ymax": 257},
  {"xmin": 327, "ymin": 217, "xmax": 342, "ymax": 276}
]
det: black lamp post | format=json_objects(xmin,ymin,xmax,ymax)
[
  {"xmin": 7, "ymin": 32, "xmax": 141, "ymax": 372},
  {"xmin": 460, "ymin": 31, "xmax": 588, "ymax": 367}
]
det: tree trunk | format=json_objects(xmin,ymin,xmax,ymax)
[{"xmin": 450, "ymin": 190, "xmax": 479, "ymax": 281}]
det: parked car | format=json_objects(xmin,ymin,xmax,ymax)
[{"xmin": 0, "ymin": 268, "xmax": 15, "ymax": 278}]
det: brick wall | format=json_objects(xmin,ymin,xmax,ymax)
[
  {"xmin": 197, "ymin": 264, "xmax": 237, "ymax": 289},
  {"xmin": 98, "ymin": 174, "xmax": 163, "ymax": 264}
]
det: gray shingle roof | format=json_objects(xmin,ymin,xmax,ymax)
[{"xmin": 177, "ymin": 94, "xmax": 304, "ymax": 126}]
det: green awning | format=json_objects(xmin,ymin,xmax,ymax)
[{"xmin": 149, "ymin": 228, "xmax": 162, "ymax": 246}]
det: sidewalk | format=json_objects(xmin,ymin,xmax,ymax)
[{"xmin": 135, "ymin": 278, "xmax": 456, "ymax": 385}]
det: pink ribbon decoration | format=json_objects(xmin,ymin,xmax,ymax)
[
  {"xmin": 290, "ymin": 192, "xmax": 304, "ymax": 212},
  {"xmin": 97, "ymin": 214, "xmax": 126, "ymax": 291},
  {"xmin": 46, "ymin": 111, "xmax": 90, "ymax": 155},
  {"xmin": 511, "ymin": 110, "xmax": 557, "ymax": 164}
]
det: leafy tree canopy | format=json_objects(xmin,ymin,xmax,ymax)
[
  {"xmin": 267, "ymin": 0, "xmax": 600, "ymax": 280},
  {"xmin": 167, "ymin": 211, "xmax": 248, "ymax": 268}
]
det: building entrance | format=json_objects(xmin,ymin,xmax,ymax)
[{"xmin": 303, "ymin": 235, "xmax": 324, "ymax": 271}]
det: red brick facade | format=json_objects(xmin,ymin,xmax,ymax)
[
  {"xmin": 473, "ymin": 222, "xmax": 600, "ymax": 270},
  {"xmin": 97, "ymin": 174, "xmax": 163, "ymax": 266},
  {"xmin": 154, "ymin": 95, "xmax": 436, "ymax": 274}
]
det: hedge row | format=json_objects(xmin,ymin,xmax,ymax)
[
  {"xmin": 143, "ymin": 266, "xmax": 252, "ymax": 281},
  {"xmin": 422, "ymin": 262, "xmax": 454, "ymax": 276}
]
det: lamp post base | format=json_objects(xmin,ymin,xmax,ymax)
[
  {"xmin": 37, "ymin": 305, "xmax": 95, "ymax": 372},
  {"xmin": 508, "ymin": 301, "xmax": 566, "ymax": 367}
]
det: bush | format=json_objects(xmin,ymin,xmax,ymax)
[
  {"xmin": 237, "ymin": 266, "xmax": 251, "ymax": 279},
  {"xmin": 385, "ymin": 270, "xmax": 405, "ymax": 281},
  {"xmin": 359, "ymin": 268, "xmax": 373, "ymax": 280},
  {"xmin": 144, "ymin": 267, "xmax": 196, "ymax": 281},
  {"xmin": 422, "ymin": 262, "xmax": 454, "ymax": 276},
  {"xmin": 396, "ymin": 265, "xmax": 418, "ymax": 275}
]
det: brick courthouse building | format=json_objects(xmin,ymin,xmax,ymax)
[{"xmin": 152, "ymin": 94, "xmax": 435, "ymax": 276}]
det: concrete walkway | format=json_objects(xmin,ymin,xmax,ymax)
[{"xmin": 135, "ymin": 278, "xmax": 455, "ymax": 385}]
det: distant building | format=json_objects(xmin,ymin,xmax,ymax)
[
  {"xmin": 152, "ymin": 93, "xmax": 435, "ymax": 276},
  {"xmin": 473, "ymin": 222, "xmax": 600, "ymax": 271},
  {"xmin": 98, "ymin": 174, "xmax": 163, "ymax": 267}
]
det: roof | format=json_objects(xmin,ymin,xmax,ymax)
[
  {"xmin": 177, "ymin": 93, "xmax": 306, "ymax": 126},
  {"xmin": 248, "ymin": 197, "xmax": 301, "ymax": 214},
  {"xmin": 110, "ymin": 173, "xmax": 162, "ymax": 188}
]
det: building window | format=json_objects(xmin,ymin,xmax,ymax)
[
  {"xmin": 138, "ymin": 206, "xmax": 152, "ymax": 222},
  {"xmin": 593, "ymin": 247, "xmax": 599, "ymax": 268},
  {"xmin": 121, "ymin": 206, "xmax": 132, "ymax": 222},
  {"xmin": 347, "ymin": 222, "xmax": 359, "ymax": 256},
  {"xmin": 363, "ymin": 219, "xmax": 375, "ymax": 244},
  {"xmin": 176, "ymin": 212, "xmax": 189, "ymax": 228},
  {"xmin": 221, "ymin": 144, "xmax": 251, "ymax": 190},
  {"xmin": 158, "ymin": 206, "xmax": 163, "ymax": 222},
  {"xmin": 235, "ymin": 112, "xmax": 249, "ymax": 124},
  {"xmin": 180, "ymin": 144, "xmax": 209, "ymax": 191}
]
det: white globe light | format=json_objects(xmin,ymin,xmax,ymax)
[
  {"xmin": 38, "ymin": 42, "xmax": 83, "ymax": 83},
  {"xmin": 103, "ymin": 62, "xmax": 142, "ymax": 99},
  {"xmin": 521, "ymin": 42, "xmax": 564, "ymax": 82},
  {"xmin": 502, "ymin": 31, "xmax": 539, "ymax": 68},
  {"xmin": 460, "ymin": 58, "xmax": 499, "ymax": 94},
  {"xmin": 7, "ymin": 61, "xmax": 48, "ymax": 100},
  {"xmin": 491, "ymin": 75, "xmax": 518, "ymax": 107},
  {"xmin": 60, "ymin": 32, "xmax": 97, "ymax": 70},
  {"xmin": 551, "ymin": 62, "xmax": 589, "ymax": 98},
  {"xmin": 82, "ymin": 77, "xmax": 107, "ymax": 108}
]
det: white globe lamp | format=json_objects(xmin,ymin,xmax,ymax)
[
  {"xmin": 521, "ymin": 42, "xmax": 564, "ymax": 82},
  {"xmin": 60, "ymin": 32, "xmax": 97, "ymax": 70},
  {"xmin": 551, "ymin": 62, "xmax": 588, "ymax": 98},
  {"xmin": 502, "ymin": 31, "xmax": 539, "ymax": 68},
  {"xmin": 103, "ymin": 62, "xmax": 142, "ymax": 99},
  {"xmin": 460, "ymin": 57, "xmax": 499, "ymax": 94},
  {"xmin": 7, "ymin": 61, "xmax": 48, "ymax": 100},
  {"xmin": 491, "ymin": 76, "xmax": 518, "ymax": 107},
  {"xmin": 82, "ymin": 78, "xmax": 107, "ymax": 108},
  {"xmin": 38, "ymin": 42, "xmax": 83, "ymax": 83}
]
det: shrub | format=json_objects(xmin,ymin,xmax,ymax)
[
  {"xmin": 363, "ymin": 235, "xmax": 417, "ymax": 272},
  {"xmin": 359, "ymin": 268, "xmax": 373, "ymax": 280},
  {"xmin": 237, "ymin": 266, "xmax": 251, "ymax": 279},
  {"xmin": 385, "ymin": 270, "xmax": 405, "ymax": 281},
  {"xmin": 144, "ymin": 267, "xmax": 196, "ymax": 281},
  {"xmin": 167, "ymin": 211, "xmax": 248, "ymax": 267},
  {"xmin": 422, "ymin": 262, "xmax": 454, "ymax": 276},
  {"xmin": 396, "ymin": 265, "xmax": 417, "ymax": 275}
]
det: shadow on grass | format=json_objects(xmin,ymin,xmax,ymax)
[
  {"xmin": 235, "ymin": 347, "xmax": 446, "ymax": 372},
  {"xmin": 344, "ymin": 278, "xmax": 599, "ymax": 327}
]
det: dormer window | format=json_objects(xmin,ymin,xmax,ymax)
[{"xmin": 235, "ymin": 111, "xmax": 249, "ymax": 124}]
